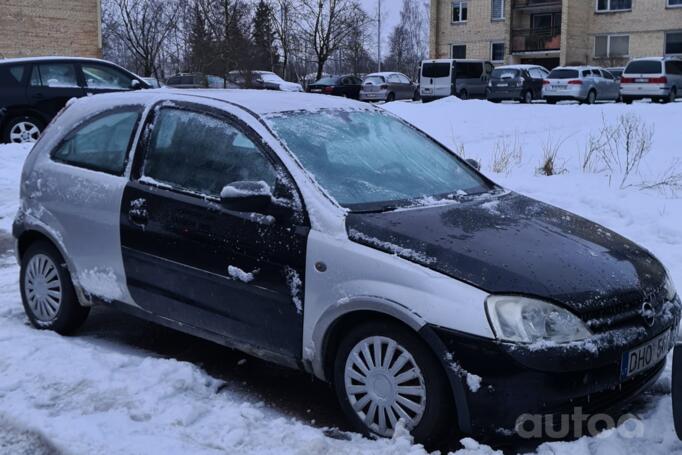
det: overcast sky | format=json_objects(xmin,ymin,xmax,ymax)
[{"xmin": 359, "ymin": 0, "xmax": 401, "ymax": 56}]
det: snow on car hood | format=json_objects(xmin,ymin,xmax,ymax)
[
  {"xmin": 277, "ymin": 81, "xmax": 303, "ymax": 92},
  {"xmin": 346, "ymin": 191, "xmax": 668, "ymax": 316}
]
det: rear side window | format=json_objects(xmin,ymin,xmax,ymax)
[
  {"xmin": 82, "ymin": 64, "xmax": 134, "ymax": 89},
  {"xmin": 625, "ymin": 61, "xmax": 662, "ymax": 74},
  {"xmin": 422, "ymin": 63, "xmax": 450, "ymax": 78},
  {"xmin": 0, "ymin": 65, "xmax": 26, "ymax": 87},
  {"xmin": 364, "ymin": 76, "xmax": 385, "ymax": 84},
  {"xmin": 52, "ymin": 109, "xmax": 141, "ymax": 174},
  {"xmin": 142, "ymin": 108, "xmax": 277, "ymax": 197},
  {"xmin": 665, "ymin": 61, "xmax": 682, "ymax": 75},
  {"xmin": 491, "ymin": 68, "xmax": 519, "ymax": 79},
  {"xmin": 387, "ymin": 74, "xmax": 401, "ymax": 83},
  {"xmin": 30, "ymin": 63, "xmax": 79, "ymax": 88},
  {"xmin": 456, "ymin": 62, "xmax": 482, "ymax": 78},
  {"xmin": 548, "ymin": 69, "xmax": 579, "ymax": 79}
]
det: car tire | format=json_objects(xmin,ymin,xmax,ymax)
[
  {"xmin": 623, "ymin": 97, "xmax": 633, "ymax": 104},
  {"xmin": 412, "ymin": 90, "xmax": 420, "ymax": 102},
  {"xmin": 546, "ymin": 98, "xmax": 557, "ymax": 105},
  {"xmin": 584, "ymin": 90, "xmax": 597, "ymax": 105},
  {"xmin": 3, "ymin": 115, "xmax": 44, "ymax": 144},
  {"xmin": 521, "ymin": 90, "xmax": 533, "ymax": 104},
  {"xmin": 458, "ymin": 90, "xmax": 469, "ymax": 100},
  {"xmin": 662, "ymin": 88, "xmax": 676, "ymax": 104},
  {"xmin": 386, "ymin": 93, "xmax": 396, "ymax": 102},
  {"xmin": 20, "ymin": 240, "xmax": 89, "ymax": 334},
  {"xmin": 333, "ymin": 320, "xmax": 454, "ymax": 447}
]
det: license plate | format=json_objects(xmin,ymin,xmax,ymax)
[
  {"xmin": 498, "ymin": 83, "xmax": 508, "ymax": 87},
  {"xmin": 620, "ymin": 328, "xmax": 675, "ymax": 379},
  {"xmin": 310, "ymin": 89, "xmax": 322, "ymax": 93},
  {"xmin": 636, "ymin": 78, "xmax": 648, "ymax": 83},
  {"xmin": 556, "ymin": 85, "xmax": 567, "ymax": 89}
]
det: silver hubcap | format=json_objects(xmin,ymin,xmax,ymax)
[
  {"xmin": 344, "ymin": 336, "xmax": 427, "ymax": 437},
  {"xmin": 10, "ymin": 121, "xmax": 40, "ymax": 143},
  {"xmin": 24, "ymin": 254, "xmax": 62, "ymax": 321}
]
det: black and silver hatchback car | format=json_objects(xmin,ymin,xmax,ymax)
[
  {"xmin": 13, "ymin": 90, "xmax": 680, "ymax": 445},
  {"xmin": 0, "ymin": 57, "xmax": 147, "ymax": 144}
]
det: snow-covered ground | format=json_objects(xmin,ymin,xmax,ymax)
[{"xmin": 1, "ymin": 99, "xmax": 681, "ymax": 454}]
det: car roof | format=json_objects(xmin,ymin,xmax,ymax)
[
  {"xmin": 365, "ymin": 72, "xmax": 402, "ymax": 77},
  {"xmin": 0, "ymin": 56, "xmax": 121, "ymax": 66},
  {"xmin": 494, "ymin": 64, "xmax": 545, "ymax": 70}
]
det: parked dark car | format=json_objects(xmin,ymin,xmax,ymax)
[
  {"xmin": 308, "ymin": 75, "xmax": 363, "ymax": 99},
  {"xmin": 0, "ymin": 57, "xmax": 147, "ymax": 144},
  {"xmin": 165, "ymin": 73, "xmax": 209, "ymax": 89},
  {"xmin": 486, "ymin": 64, "xmax": 549, "ymax": 103}
]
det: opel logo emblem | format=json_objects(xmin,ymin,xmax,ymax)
[{"xmin": 641, "ymin": 302, "xmax": 656, "ymax": 327}]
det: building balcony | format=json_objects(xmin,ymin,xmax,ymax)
[
  {"xmin": 512, "ymin": 0, "xmax": 562, "ymax": 9},
  {"xmin": 510, "ymin": 26, "xmax": 562, "ymax": 53}
]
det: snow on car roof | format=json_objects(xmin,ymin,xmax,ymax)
[
  {"xmin": 167, "ymin": 89, "xmax": 368, "ymax": 115},
  {"xmin": 0, "ymin": 56, "xmax": 118, "ymax": 65}
]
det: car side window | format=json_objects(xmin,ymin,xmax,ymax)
[
  {"xmin": 142, "ymin": 108, "xmax": 277, "ymax": 197},
  {"xmin": 582, "ymin": 70, "xmax": 591, "ymax": 78},
  {"xmin": 603, "ymin": 70, "xmax": 615, "ymax": 80},
  {"xmin": 30, "ymin": 63, "xmax": 79, "ymax": 88},
  {"xmin": 398, "ymin": 74, "xmax": 410, "ymax": 84},
  {"xmin": 387, "ymin": 74, "xmax": 401, "ymax": 83},
  {"xmin": 529, "ymin": 68, "xmax": 544, "ymax": 79},
  {"xmin": 82, "ymin": 64, "xmax": 134, "ymax": 89},
  {"xmin": 52, "ymin": 108, "xmax": 141, "ymax": 174}
]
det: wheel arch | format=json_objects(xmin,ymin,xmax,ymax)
[
  {"xmin": 0, "ymin": 107, "xmax": 49, "ymax": 133},
  {"xmin": 313, "ymin": 298, "xmax": 473, "ymax": 433}
]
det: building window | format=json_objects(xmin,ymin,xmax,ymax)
[
  {"xmin": 491, "ymin": 0, "xmax": 505, "ymax": 20},
  {"xmin": 594, "ymin": 35, "xmax": 629, "ymax": 57},
  {"xmin": 666, "ymin": 32, "xmax": 682, "ymax": 54},
  {"xmin": 596, "ymin": 0, "xmax": 632, "ymax": 12},
  {"xmin": 452, "ymin": 44, "xmax": 467, "ymax": 58},
  {"xmin": 452, "ymin": 2, "xmax": 468, "ymax": 23},
  {"xmin": 491, "ymin": 42, "xmax": 505, "ymax": 61},
  {"xmin": 668, "ymin": 0, "xmax": 682, "ymax": 7}
]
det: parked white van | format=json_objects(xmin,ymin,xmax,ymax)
[{"xmin": 419, "ymin": 59, "xmax": 494, "ymax": 102}]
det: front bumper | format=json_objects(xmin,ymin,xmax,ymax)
[{"xmin": 427, "ymin": 296, "xmax": 681, "ymax": 437}]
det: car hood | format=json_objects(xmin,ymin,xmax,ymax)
[{"xmin": 346, "ymin": 191, "xmax": 666, "ymax": 315}]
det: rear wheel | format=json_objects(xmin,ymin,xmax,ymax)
[
  {"xmin": 623, "ymin": 96, "xmax": 633, "ymax": 104},
  {"xmin": 584, "ymin": 90, "xmax": 597, "ymax": 105},
  {"xmin": 386, "ymin": 92, "xmax": 396, "ymax": 102},
  {"xmin": 3, "ymin": 115, "xmax": 44, "ymax": 144},
  {"xmin": 662, "ymin": 88, "xmax": 677, "ymax": 104},
  {"xmin": 20, "ymin": 240, "xmax": 89, "ymax": 334},
  {"xmin": 458, "ymin": 90, "xmax": 469, "ymax": 100},
  {"xmin": 546, "ymin": 98, "xmax": 557, "ymax": 105},
  {"xmin": 412, "ymin": 90, "xmax": 420, "ymax": 102},
  {"xmin": 333, "ymin": 320, "xmax": 454, "ymax": 446},
  {"xmin": 521, "ymin": 90, "xmax": 533, "ymax": 104}
]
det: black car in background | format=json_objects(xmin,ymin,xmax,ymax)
[
  {"xmin": 0, "ymin": 57, "xmax": 147, "ymax": 144},
  {"xmin": 307, "ymin": 75, "xmax": 363, "ymax": 99},
  {"xmin": 486, "ymin": 64, "xmax": 549, "ymax": 103}
]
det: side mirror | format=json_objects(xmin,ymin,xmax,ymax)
[
  {"xmin": 131, "ymin": 79, "xmax": 142, "ymax": 90},
  {"xmin": 465, "ymin": 158, "xmax": 481, "ymax": 171},
  {"xmin": 220, "ymin": 181, "xmax": 273, "ymax": 213}
]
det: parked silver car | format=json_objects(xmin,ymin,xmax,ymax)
[
  {"xmin": 543, "ymin": 66, "xmax": 621, "ymax": 104},
  {"xmin": 620, "ymin": 57, "xmax": 682, "ymax": 104},
  {"xmin": 359, "ymin": 72, "xmax": 418, "ymax": 102}
]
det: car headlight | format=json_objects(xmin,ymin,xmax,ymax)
[
  {"xmin": 665, "ymin": 274, "xmax": 678, "ymax": 301},
  {"xmin": 486, "ymin": 295, "xmax": 592, "ymax": 344}
]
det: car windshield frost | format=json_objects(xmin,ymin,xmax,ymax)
[{"xmin": 267, "ymin": 109, "xmax": 492, "ymax": 210}]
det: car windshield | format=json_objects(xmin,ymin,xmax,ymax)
[
  {"xmin": 491, "ymin": 69, "xmax": 519, "ymax": 79},
  {"xmin": 548, "ymin": 69, "xmax": 579, "ymax": 79},
  {"xmin": 625, "ymin": 61, "xmax": 662, "ymax": 74},
  {"xmin": 364, "ymin": 76, "xmax": 385, "ymax": 85},
  {"xmin": 267, "ymin": 109, "xmax": 492, "ymax": 211},
  {"xmin": 316, "ymin": 77, "xmax": 339, "ymax": 85}
]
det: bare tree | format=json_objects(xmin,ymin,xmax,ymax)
[
  {"xmin": 383, "ymin": 0, "xmax": 428, "ymax": 79},
  {"xmin": 103, "ymin": 0, "xmax": 182, "ymax": 78},
  {"xmin": 270, "ymin": 0, "xmax": 300, "ymax": 80},
  {"xmin": 298, "ymin": 0, "xmax": 369, "ymax": 80}
]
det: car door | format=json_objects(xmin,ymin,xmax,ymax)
[
  {"xmin": 386, "ymin": 74, "xmax": 402, "ymax": 98},
  {"xmin": 601, "ymin": 70, "xmax": 619, "ymax": 99},
  {"xmin": 81, "ymin": 62, "xmax": 139, "ymax": 95},
  {"xmin": 25, "ymin": 61, "xmax": 85, "ymax": 122},
  {"xmin": 397, "ymin": 74, "xmax": 413, "ymax": 99},
  {"xmin": 350, "ymin": 76, "xmax": 363, "ymax": 98},
  {"xmin": 120, "ymin": 103, "xmax": 308, "ymax": 362}
]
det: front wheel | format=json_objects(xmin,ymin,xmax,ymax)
[
  {"xmin": 583, "ymin": 90, "xmax": 597, "ymax": 105},
  {"xmin": 386, "ymin": 92, "xmax": 396, "ymax": 102},
  {"xmin": 20, "ymin": 240, "xmax": 89, "ymax": 334},
  {"xmin": 333, "ymin": 321, "xmax": 454, "ymax": 446},
  {"xmin": 3, "ymin": 115, "xmax": 44, "ymax": 144},
  {"xmin": 458, "ymin": 90, "xmax": 469, "ymax": 100}
]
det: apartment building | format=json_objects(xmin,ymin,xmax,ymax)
[
  {"xmin": 0, "ymin": 0, "xmax": 102, "ymax": 59},
  {"xmin": 429, "ymin": 0, "xmax": 682, "ymax": 69}
]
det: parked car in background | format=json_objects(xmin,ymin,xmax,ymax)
[
  {"xmin": 0, "ymin": 56, "xmax": 147, "ymax": 144},
  {"xmin": 620, "ymin": 57, "xmax": 682, "ymax": 104},
  {"xmin": 420, "ymin": 59, "xmax": 494, "ymax": 102},
  {"xmin": 359, "ymin": 72, "xmax": 418, "ymax": 102},
  {"xmin": 308, "ymin": 75, "xmax": 363, "ymax": 99},
  {"xmin": 606, "ymin": 67, "xmax": 625, "ymax": 81},
  {"xmin": 14, "ymin": 89, "xmax": 680, "ymax": 446},
  {"xmin": 166, "ymin": 73, "xmax": 209, "ymax": 89},
  {"xmin": 142, "ymin": 77, "xmax": 163, "ymax": 88},
  {"xmin": 486, "ymin": 64, "xmax": 549, "ymax": 103},
  {"xmin": 543, "ymin": 66, "xmax": 620, "ymax": 104},
  {"xmin": 228, "ymin": 70, "xmax": 303, "ymax": 92}
]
